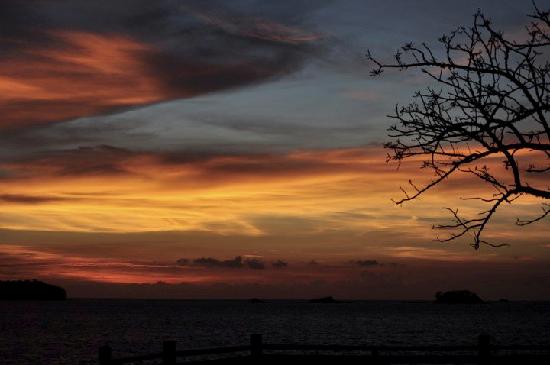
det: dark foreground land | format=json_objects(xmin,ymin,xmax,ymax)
[
  {"xmin": 182, "ymin": 354, "xmax": 550, "ymax": 365},
  {"xmin": 0, "ymin": 280, "xmax": 66, "ymax": 300},
  {"xmin": 100, "ymin": 334, "xmax": 550, "ymax": 365}
]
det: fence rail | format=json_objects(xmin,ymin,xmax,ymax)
[{"xmin": 98, "ymin": 334, "xmax": 550, "ymax": 364}]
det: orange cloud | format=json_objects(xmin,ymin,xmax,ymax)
[
  {"xmin": 383, "ymin": 246, "xmax": 496, "ymax": 262},
  {"xmin": 0, "ymin": 22, "xmax": 318, "ymax": 130},
  {"xmin": 0, "ymin": 31, "xmax": 172, "ymax": 129},
  {"xmin": 0, "ymin": 146, "xmax": 547, "ymax": 244}
]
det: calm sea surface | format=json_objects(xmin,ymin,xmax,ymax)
[{"xmin": 1, "ymin": 299, "xmax": 549, "ymax": 364}]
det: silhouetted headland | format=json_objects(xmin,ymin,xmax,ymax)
[
  {"xmin": 308, "ymin": 296, "xmax": 343, "ymax": 303},
  {"xmin": 248, "ymin": 298, "xmax": 265, "ymax": 303},
  {"xmin": 0, "ymin": 279, "xmax": 67, "ymax": 300},
  {"xmin": 434, "ymin": 290, "xmax": 483, "ymax": 304}
]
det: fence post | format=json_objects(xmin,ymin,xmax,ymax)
[
  {"xmin": 98, "ymin": 345, "xmax": 112, "ymax": 365},
  {"xmin": 372, "ymin": 348, "xmax": 380, "ymax": 365},
  {"xmin": 250, "ymin": 334, "xmax": 263, "ymax": 358},
  {"xmin": 478, "ymin": 334, "xmax": 491, "ymax": 365},
  {"xmin": 162, "ymin": 340, "xmax": 176, "ymax": 365}
]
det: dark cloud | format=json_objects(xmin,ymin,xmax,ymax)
[
  {"xmin": 0, "ymin": 194, "xmax": 70, "ymax": 204},
  {"xmin": 272, "ymin": 260, "xmax": 288, "ymax": 269},
  {"xmin": 0, "ymin": 145, "xmax": 133, "ymax": 179},
  {"xmin": 194, "ymin": 256, "xmax": 245, "ymax": 269},
  {"xmin": 175, "ymin": 258, "xmax": 189, "ymax": 266},
  {"xmin": 177, "ymin": 256, "xmax": 266, "ymax": 270},
  {"xmin": 245, "ymin": 259, "xmax": 266, "ymax": 270},
  {"xmin": 0, "ymin": 145, "xmax": 375, "ymax": 183},
  {"xmin": 352, "ymin": 260, "xmax": 380, "ymax": 267},
  {"xmin": 351, "ymin": 260, "xmax": 401, "ymax": 268},
  {"xmin": 0, "ymin": 1, "xmax": 52, "ymax": 48}
]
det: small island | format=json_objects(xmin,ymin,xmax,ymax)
[
  {"xmin": 0, "ymin": 280, "xmax": 67, "ymax": 300},
  {"xmin": 308, "ymin": 296, "xmax": 342, "ymax": 303},
  {"xmin": 434, "ymin": 290, "xmax": 483, "ymax": 304}
]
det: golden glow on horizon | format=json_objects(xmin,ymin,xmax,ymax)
[
  {"xmin": 0, "ymin": 147, "xmax": 546, "ymax": 239},
  {"xmin": 0, "ymin": 146, "xmax": 548, "ymax": 286},
  {"xmin": 0, "ymin": 243, "xmax": 355, "ymax": 284}
]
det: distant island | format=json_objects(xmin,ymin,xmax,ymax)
[
  {"xmin": 0, "ymin": 280, "xmax": 67, "ymax": 300},
  {"xmin": 435, "ymin": 290, "xmax": 483, "ymax": 304},
  {"xmin": 308, "ymin": 296, "xmax": 343, "ymax": 303}
]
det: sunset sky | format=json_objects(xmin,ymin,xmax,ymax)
[{"xmin": 1, "ymin": 0, "xmax": 549, "ymax": 300}]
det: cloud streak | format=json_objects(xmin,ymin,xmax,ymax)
[{"xmin": 0, "ymin": 194, "xmax": 70, "ymax": 204}]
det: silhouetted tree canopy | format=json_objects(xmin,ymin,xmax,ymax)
[{"xmin": 368, "ymin": 4, "xmax": 549, "ymax": 248}]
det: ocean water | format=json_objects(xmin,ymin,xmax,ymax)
[{"xmin": 1, "ymin": 299, "xmax": 549, "ymax": 364}]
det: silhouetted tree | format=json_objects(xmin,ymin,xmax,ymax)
[{"xmin": 368, "ymin": 4, "xmax": 549, "ymax": 248}]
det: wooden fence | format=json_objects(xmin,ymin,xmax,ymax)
[{"xmin": 98, "ymin": 334, "xmax": 550, "ymax": 364}]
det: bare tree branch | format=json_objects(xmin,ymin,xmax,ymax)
[{"xmin": 368, "ymin": 4, "xmax": 550, "ymax": 248}]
